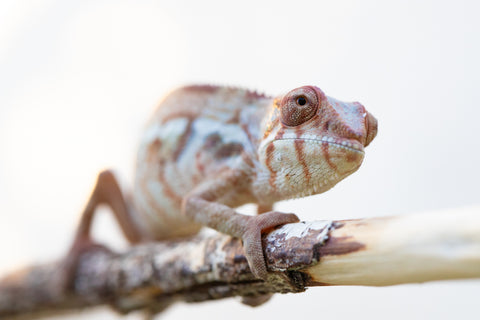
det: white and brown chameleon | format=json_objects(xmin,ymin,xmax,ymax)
[{"xmin": 67, "ymin": 85, "xmax": 377, "ymax": 287}]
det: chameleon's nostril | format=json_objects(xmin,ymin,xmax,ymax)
[{"xmin": 364, "ymin": 112, "xmax": 378, "ymax": 147}]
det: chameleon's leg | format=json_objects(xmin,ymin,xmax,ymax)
[
  {"xmin": 63, "ymin": 170, "xmax": 144, "ymax": 288},
  {"xmin": 72, "ymin": 170, "xmax": 143, "ymax": 247},
  {"xmin": 185, "ymin": 196, "xmax": 298, "ymax": 279},
  {"xmin": 183, "ymin": 172, "xmax": 298, "ymax": 279},
  {"xmin": 241, "ymin": 203, "xmax": 276, "ymax": 306}
]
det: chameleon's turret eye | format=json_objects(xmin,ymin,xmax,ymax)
[
  {"xmin": 296, "ymin": 96, "xmax": 307, "ymax": 106},
  {"xmin": 280, "ymin": 87, "xmax": 319, "ymax": 127}
]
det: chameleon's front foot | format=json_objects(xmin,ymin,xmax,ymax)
[{"xmin": 242, "ymin": 211, "xmax": 299, "ymax": 279}]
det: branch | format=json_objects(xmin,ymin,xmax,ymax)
[{"xmin": 1, "ymin": 206, "xmax": 479, "ymax": 319}]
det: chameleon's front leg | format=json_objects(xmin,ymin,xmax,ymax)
[
  {"xmin": 182, "ymin": 180, "xmax": 299, "ymax": 279},
  {"xmin": 238, "ymin": 203, "xmax": 275, "ymax": 306}
]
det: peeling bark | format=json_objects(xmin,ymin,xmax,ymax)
[{"xmin": 1, "ymin": 206, "xmax": 480, "ymax": 319}]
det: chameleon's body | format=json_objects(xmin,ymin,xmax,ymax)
[
  {"xmin": 133, "ymin": 85, "xmax": 268, "ymax": 240},
  {"xmin": 69, "ymin": 85, "xmax": 377, "ymax": 285}
]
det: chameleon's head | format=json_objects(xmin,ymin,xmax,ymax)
[{"xmin": 258, "ymin": 85, "xmax": 377, "ymax": 199}]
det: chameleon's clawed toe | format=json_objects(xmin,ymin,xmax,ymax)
[{"xmin": 242, "ymin": 211, "xmax": 299, "ymax": 279}]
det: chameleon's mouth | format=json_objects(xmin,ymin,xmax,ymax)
[{"xmin": 277, "ymin": 137, "xmax": 365, "ymax": 153}]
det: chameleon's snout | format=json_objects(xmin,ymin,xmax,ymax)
[
  {"xmin": 324, "ymin": 96, "xmax": 378, "ymax": 149},
  {"xmin": 364, "ymin": 111, "xmax": 377, "ymax": 147}
]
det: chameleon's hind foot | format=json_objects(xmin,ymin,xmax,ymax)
[
  {"xmin": 60, "ymin": 236, "xmax": 112, "ymax": 291},
  {"xmin": 241, "ymin": 293, "xmax": 273, "ymax": 307}
]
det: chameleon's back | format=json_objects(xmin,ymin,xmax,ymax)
[{"xmin": 132, "ymin": 85, "xmax": 271, "ymax": 240}]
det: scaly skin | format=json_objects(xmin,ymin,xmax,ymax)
[{"xmin": 130, "ymin": 85, "xmax": 378, "ymax": 279}]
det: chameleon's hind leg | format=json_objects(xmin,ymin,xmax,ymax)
[
  {"xmin": 62, "ymin": 170, "xmax": 144, "ymax": 288},
  {"xmin": 241, "ymin": 203, "xmax": 275, "ymax": 307},
  {"xmin": 72, "ymin": 169, "xmax": 143, "ymax": 246}
]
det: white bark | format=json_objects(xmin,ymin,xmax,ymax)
[{"xmin": 306, "ymin": 206, "xmax": 480, "ymax": 285}]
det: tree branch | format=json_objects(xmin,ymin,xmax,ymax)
[{"xmin": 1, "ymin": 206, "xmax": 479, "ymax": 319}]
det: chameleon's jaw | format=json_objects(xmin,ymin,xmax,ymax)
[{"xmin": 256, "ymin": 136, "xmax": 365, "ymax": 200}]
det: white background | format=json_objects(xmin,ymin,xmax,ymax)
[{"xmin": 0, "ymin": 0, "xmax": 479, "ymax": 319}]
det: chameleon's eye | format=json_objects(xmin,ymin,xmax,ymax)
[
  {"xmin": 296, "ymin": 96, "xmax": 307, "ymax": 106},
  {"xmin": 280, "ymin": 87, "xmax": 319, "ymax": 127}
]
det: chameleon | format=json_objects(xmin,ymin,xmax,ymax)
[{"xmin": 67, "ymin": 84, "xmax": 377, "ymax": 287}]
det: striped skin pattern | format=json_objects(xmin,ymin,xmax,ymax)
[{"xmin": 132, "ymin": 84, "xmax": 377, "ymax": 279}]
